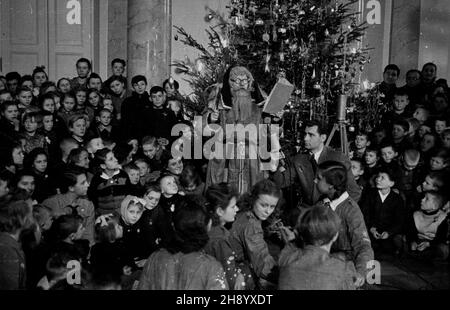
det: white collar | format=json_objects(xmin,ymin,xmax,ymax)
[
  {"xmin": 311, "ymin": 145, "xmax": 324, "ymax": 162},
  {"xmin": 325, "ymin": 191, "xmax": 349, "ymax": 211},
  {"xmin": 100, "ymin": 169, "xmax": 121, "ymax": 180},
  {"xmin": 378, "ymin": 190, "xmax": 390, "ymax": 203}
]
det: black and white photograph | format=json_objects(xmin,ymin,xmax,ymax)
[{"xmin": 0, "ymin": 0, "xmax": 449, "ymax": 295}]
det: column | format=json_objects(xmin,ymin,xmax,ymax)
[
  {"xmin": 390, "ymin": 0, "xmax": 420, "ymax": 85},
  {"xmin": 127, "ymin": 0, "xmax": 172, "ymax": 88}
]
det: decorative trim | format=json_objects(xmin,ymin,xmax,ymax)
[{"xmin": 382, "ymin": 0, "xmax": 393, "ymax": 70}]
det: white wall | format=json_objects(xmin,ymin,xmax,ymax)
[{"xmin": 419, "ymin": 0, "xmax": 450, "ymax": 81}]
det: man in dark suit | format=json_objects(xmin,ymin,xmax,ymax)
[{"xmin": 272, "ymin": 120, "xmax": 361, "ymax": 208}]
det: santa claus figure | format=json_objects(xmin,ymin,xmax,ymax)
[{"xmin": 204, "ymin": 66, "xmax": 278, "ymax": 194}]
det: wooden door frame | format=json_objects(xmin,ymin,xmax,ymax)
[
  {"xmin": 0, "ymin": 0, "xmax": 49, "ymax": 75},
  {"xmin": 96, "ymin": 0, "xmax": 109, "ymax": 79}
]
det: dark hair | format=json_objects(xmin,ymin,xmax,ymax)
[
  {"xmin": 379, "ymin": 140, "xmax": 397, "ymax": 152},
  {"xmin": 24, "ymin": 147, "xmax": 48, "ymax": 171},
  {"xmin": 239, "ymin": 179, "xmax": 282, "ymax": 212},
  {"xmin": 131, "ymin": 75, "xmax": 147, "ymax": 86},
  {"xmin": 434, "ymin": 116, "xmax": 447, "ymax": 124},
  {"xmin": 350, "ymin": 158, "xmax": 364, "ymax": 170},
  {"xmin": 394, "ymin": 88, "xmax": 409, "ymax": 98},
  {"xmin": 111, "ymin": 58, "xmax": 126, "ymax": 67},
  {"xmin": 32, "ymin": 66, "xmax": 48, "ymax": 79},
  {"xmin": 33, "ymin": 204, "xmax": 52, "ymax": 230},
  {"xmin": 47, "ymin": 91, "xmax": 62, "ymax": 103},
  {"xmin": 0, "ymin": 142, "xmax": 23, "ymax": 167},
  {"xmin": 0, "ymin": 89, "xmax": 12, "ymax": 98},
  {"xmin": 406, "ymin": 69, "xmax": 422, "ymax": 78},
  {"xmin": 0, "ymin": 100, "xmax": 17, "ymax": 114},
  {"xmin": 422, "ymin": 132, "xmax": 441, "ymax": 148},
  {"xmin": 95, "ymin": 214, "xmax": 120, "ymax": 243},
  {"xmin": 433, "ymin": 93, "xmax": 448, "ymax": 104},
  {"xmin": 355, "ymin": 131, "xmax": 369, "ymax": 139},
  {"xmin": 94, "ymin": 148, "xmax": 113, "ymax": 165},
  {"xmin": 76, "ymin": 58, "xmax": 92, "ymax": 71},
  {"xmin": 384, "ymin": 64, "xmax": 400, "ymax": 76},
  {"xmin": 162, "ymin": 78, "xmax": 179, "ymax": 90},
  {"xmin": 48, "ymin": 214, "xmax": 83, "ymax": 241},
  {"xmin": 141, "ymin": 136, "xmax": 158, "ymax": 147},
  {"xmin": 205, "ymin": 183, "xmax": 238, "ymax": 226},
  {"xmin": 40, "ymin": 81, "xmax": 57, "ymax": 94},
  {"xmin": 21, "ymin": 111, "xmax": 39, "ymax": 125},
  {"xmin": 57, "ymin": 77, "xmax": 71, "ymax": 89},
  {"xmin": 45, "ymin": 249, "xmax": 78, "ymax": 282},
  {"xmin": 19, "ymin": 75, "xmax": 34, "ymax": 87},
  {"xmin": 113, "ymin": 142, "xmax": 133, "ymax": 165},
  {"xmin": 317, "ymin": 161, "xmax": 347, "ymax": 199},
  {"xmin": 304, "ymin": 119, "xmax": 326, "ymax": 136},
  {"xmin": 431, "ymin": 148, "xmax": 450, "ymax": 162},
  {"xmin": 167, "ymin": 196, "xmax": 210, "ymax": 254},
  {"xmin": 68, "ymin": 114, "xmax": 87, "ymax": 129},
  {"xmin": 6, "ymin": 188, "xmax": 32, "ymax": 204},
  {"xmin": 68, "ymin": 148, "xmax": 89, "ymax": 166},
  {"xmin": 422, "ymin": 62, "xmax": 437, "ymax": 72},
  {"xmin": 145, "ymin": 183, "xmax": 161, "ymax": 195},
  {"xmin": 376, "ymin": 167, "xmax": 396, "ymax": 184},
  {"xmin": 123, "ymin": 163, "xmax": 139, "ymax": 173},
  {"xmin": 38, "ymin": 93, "xmax": 55, "ymax": 110},
  {"xmin": 393, "ymin": 118, "xmax": 410, "ymax": 133},
  {"xmin": 180, "ymin": 165, "xmax": 202, "ymax": 189},
  {"xmin": 60, "ymin": 168, "xmax": 86, "ymax": 194},
  {"xmin": 5, "ymin": 71, "xmax": 21, "ymax": 82},
  {"xmin": 297, "ymin": 205, "xmax": 341, "ymax": 246},
  {"xmin": 160, "ymin": 152, "xmax": 182, "ymax": 172},
  {"xmin": 0, "ymin": 200, "xmax": 32, "ymax": 233},
  {"xmin": 424, "ymin": 190, "xmax": 447, "ymax": 209},
  {"xmin": 87, "ymin": 73, "xmax": 102, "ymax": 84},
  {"xmin": 109, "ymin": 76, "xmax": 126, "ymax": 86},
  {"xmin": 87, "ymin": 88, "xmax": 102, "ymax": 101},
  {"xmin": 17, "ymin": 86, "xmax": 32, "ymax": 95},
  {"xmin": 0, "ymin": 170, "xmax": 12, "ymax": 185},
  {"xmin": 74, "ymin": 87, "xmax": 87, "ymax": 95},
  {"xmin": 427, "ymin": 171, "xmax": 447, "ymax": 190},
  {"xmin": 62, "ymin": 91, "xmax": 77, "ymax": 103},
  {"xmin": 97, "ymin": 108, "xmax": 112, "ymax": 118},
  {"xmin": 150, "ymin": 86, "xmax": 165, "ymax": 95}
]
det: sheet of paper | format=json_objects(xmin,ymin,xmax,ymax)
[{"xmin": 263, "ymin": 78, "xmax": 295, "ymax": 115}]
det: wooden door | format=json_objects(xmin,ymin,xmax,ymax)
[
  {"xmin": 0, "ymin": 0, "xmax": 49, "ymax": 75},
  {"xmin": 47, "ymin": 0, "xmax": 94, "ymax": 80},
  {"xmin": 0, "ymin": 0, "xmax": 94, "ymax": 80}
]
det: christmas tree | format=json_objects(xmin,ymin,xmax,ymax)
[{"xmin": 173, "ymin": 0, "xmax": 372, "ymax": 139}]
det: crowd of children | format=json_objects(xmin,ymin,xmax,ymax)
[{"xmin": 0, "ymin": 59, "xmax": 449, "ymax": 290}]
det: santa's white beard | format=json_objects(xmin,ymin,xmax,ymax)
[{"xmin": 231, "ymin": 90, "xmax": 253, "ymax": 122}]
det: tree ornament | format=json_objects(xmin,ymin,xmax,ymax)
[
  {"xmin": 299, "ymin": 9, "xmax": 305, "ymax": 15},
  {"xmin": 255, "ymin": 18, "xmax": 264, "ymax": 26},
  {"xmin": 274, "ymin": 0, "xmax": 280, "ymax": 10},
  {"xmin": 262, "ymin": 32, "xmax": 270, "ymax": 42},
  {"xmin": 205, "ymin": 13, "xmax": 214, "ymax": 22},
  {"xmin": 265, "ymin": 53, "xmax": 271, "ymax": 72},
  {"xmin": 279, "ymin": 52, "xmax": 285, "ymax": 62},
  {"xmin": 278, "ymin": 27, "xmax": 287, "ymax": 34},
  {"xmin": 325, "ymin": 28, "xmax": 330, "ymax": 37}
]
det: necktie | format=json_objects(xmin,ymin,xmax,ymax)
[{"xmin": 310, "ymin": 153, "xmax": 318, "ymax": 175}]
